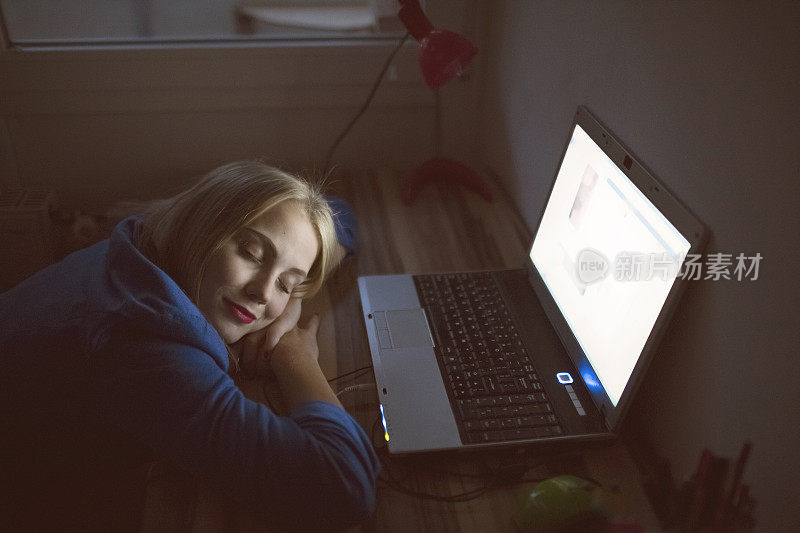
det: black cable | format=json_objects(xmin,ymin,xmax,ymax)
[
  {"xmin": 367, "ymin": 391, "xmax": 585, "ymax": 503},
  {"xmin": 378, "ymin": 444, "xmax": 513, "ymax": 502},
  {"xmin": 376, "ymin": 453, "xmax": 551, "ymax": 503},
  {"xmin": 371, "ymin": 418, "xmax": 580, "ymax": 503},
  {"xmin": 323, "ymin": 32, "xmax": 411, "ymax": 174},
  {"xmin": 378, "ymin": 475, "xmax": 493, "ymax": 503},
  {"xmin": 371, "ymin": 411, "xmax": 387, "ymax": 452},
  {"xmin": 327, "ymin": 364, "xmax": 373, "ymax": 383},
  {"xmin": 372, "ymin": 414, "xmax": 522, "ymax": 502},
  {"xmin": 257, "ymin": 365, "xmax": 372, "ymax": 413},
  {"xmin": 384, "ymin": 445, "xmax": 546, "ymax": 482}
]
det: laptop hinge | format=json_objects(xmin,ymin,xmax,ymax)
[{"xmin": 599, "ymin": 404, "xmax": 610, "ymax": 431}]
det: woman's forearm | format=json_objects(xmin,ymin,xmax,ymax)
[{"xmin": 271, "ymin": 355, "xmax": 342, "ymax": 410}]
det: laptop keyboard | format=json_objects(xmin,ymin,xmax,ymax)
[{"xmin": 414, "ymin": 272, "xmax": 563, "ymax": 444}]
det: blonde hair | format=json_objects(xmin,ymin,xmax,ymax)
[{"xmin": 136, "ymin": 161, "xmax": 337, "ymax": 304}]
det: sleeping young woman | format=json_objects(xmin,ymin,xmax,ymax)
[{"xmin": 0, "ymin": 161, "xmax": 379, "ymax": 530}]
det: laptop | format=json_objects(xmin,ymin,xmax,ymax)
[{"xmin": 358, "ymin": 106, "xmax": 707, "ymax": 454}]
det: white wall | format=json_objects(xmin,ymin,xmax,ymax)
[
  {"xmin": 0, "ymin": 43, "xmax": 437, "ymax": 211},
  {"xmin": 480, "ymin": 1, "xmax": 800, "ymax": 531},
  {"xmin": 0, "ymin": 0, "xmax": 478, "ymax": 213},
  {"xmin": 0, "ymin": 40, "xmax": 445, "ymax": 212}
]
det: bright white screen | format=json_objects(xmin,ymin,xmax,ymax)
[{"xmin": 530, "ymin": 125, "xmax": 690, "ymax": 406}]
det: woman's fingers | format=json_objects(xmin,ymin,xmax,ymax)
[
  {"xmin": 269, "ymin": 313, "xmax": 322, "ymax": 367},
  {"xmin": 238, "ymin": 330, "xmax": 265, "ymax": 376},
  {"xmin": 254, "ymin": 337, "xmax": 272, "ymax": 376},
  {"xmin": 264, "ymin": 298, "xmax": 302, "ymax": 353},
  {"xmin": 297, "ymin": 314, "xmax": 321, "ymax": 361},
  {"xmin": 234, "ymin": 302, "xmax": 310, "ymax": 377}
]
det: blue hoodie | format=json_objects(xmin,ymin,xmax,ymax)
[{"xmin": 0, "ymin": 214, "xmax": 379, "ymax": 528}]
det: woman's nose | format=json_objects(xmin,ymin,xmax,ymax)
[
  {"xmin": 245, "ymin": 288, "xmax": 267, "ymax": 305},
  {"xmin": 244, "ymin": 275, "xmax": 274, "ymax": 306}
]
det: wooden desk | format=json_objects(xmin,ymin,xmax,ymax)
[{"xmin": 141, "ymin": 169, "xmax": 660, "ymax": 532}]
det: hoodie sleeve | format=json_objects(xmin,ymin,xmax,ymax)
[
  {"xmin": 87, "ymin": 329, "xmax": 380, "ymax": 529},
  {"xmin": 326, "ymin": 196, "xmax": 358, "ymax": 256}
]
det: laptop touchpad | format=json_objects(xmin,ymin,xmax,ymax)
[{"xmin": 385, "ymin": 309, "xmax": 434, "ymax": 349}]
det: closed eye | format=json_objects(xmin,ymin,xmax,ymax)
[
  {"xmin": 277, "ymin": 278, "xmax": 291, "ymax": 294},
  {"xmin": 238, "ymin": 240, "xmax": 262, "ymax": 263}
]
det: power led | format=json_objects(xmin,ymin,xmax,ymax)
[{"xmin": 379, "ymin": 404, "xmax": 390, "ymax": 441}]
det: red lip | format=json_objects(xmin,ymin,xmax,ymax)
[{"xmin": 225, "ymin": 299, "xmax": 256, "ymax": 324}]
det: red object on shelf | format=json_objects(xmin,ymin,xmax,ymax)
[
  {"xmin": 402, "ymin": 156, "xmax": 492, "ymax": 205},
  {"xmin": 396, "ymin": 0, "xmax": 488, "ymax": 203},
  {"xmin": 398, "ymin": 0, "xmax": 478, "ymax": 90}
]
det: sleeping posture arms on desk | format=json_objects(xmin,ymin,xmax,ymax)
[{"xmin": 0, "ymin": 162, "xmax": 379, "ymax": 529}]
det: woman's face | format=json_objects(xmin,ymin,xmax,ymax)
[{"xmin": 197, "ymin": 201, "xmax": 320, "ymax": 344}]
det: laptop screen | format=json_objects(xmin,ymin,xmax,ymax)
[{"xmin": 530, "ymin": 124, "xmax": 690, "ymax": 406}]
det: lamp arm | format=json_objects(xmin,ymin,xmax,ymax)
[
  {"xmin": 397, "ymin": 0, "xmax": 433, "ymax": 41},
  {"xmin": 323, "ymin": 33, "xmax": 410, "ymax": 173}
]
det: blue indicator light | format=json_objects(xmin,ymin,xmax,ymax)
[
  {"xmin": 556, "ymin": 372, "xmax": 573, "ymax": 384},
  {"xmin": 582, "ymin": 372, "xmax": 600, "ymax": 388},
  {"xmin": 379, "ymin": 404, "xmax": 390, "ymax": 442}
]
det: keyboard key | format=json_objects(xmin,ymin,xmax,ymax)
[
  {"xmin": 482, "ymin": 376, "xmax": 499, "ymax": 394},
  {"xmin": 521, "ymin": 403, "xmax": 549, "ymax": 415},
  {"xmin": 489, "ymin": 396, "xmax": 511, "ymax": 407},
  {"xmin": 414, "ymin": 272, "xmax": 565, "ymax": 445},
  {"xmin": 481, "ymin": 419, "xmax": 502, "ymax": 430},
  {"xmin": 503, "ymin": 428, "xmax": 538, "ymax": 441}
]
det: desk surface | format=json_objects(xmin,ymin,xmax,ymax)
[{"xmin": 141, "ymin": 169, "xmax": 660, "ymax": 532}]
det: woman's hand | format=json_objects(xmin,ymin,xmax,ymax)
[
  {"xmin": 269, "ymin": 313, "xmax": 320, "ymax": 367},
  {"xmin": 270, "ymin": 314, "xmax": 342, "ymax": 409},
  {"xmin": 235, "ymin": 297, "xmax": 302, "ymax": 377}
]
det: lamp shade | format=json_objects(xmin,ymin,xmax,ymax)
[{"xmin": 397, "ymin": 0, "xmax": 478, "ymax": 90}]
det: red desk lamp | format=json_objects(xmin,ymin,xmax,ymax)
[
  {"xmin": 323, "ymin": 1, "xmax": 490, "ymax": 203},
  {"xmin": 397, "ymin": 0, "xmax": 477, "ymax": 90},
  {"xmin": 397, "ymin": 0, "xmax": 491, "ymax": 204}
]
